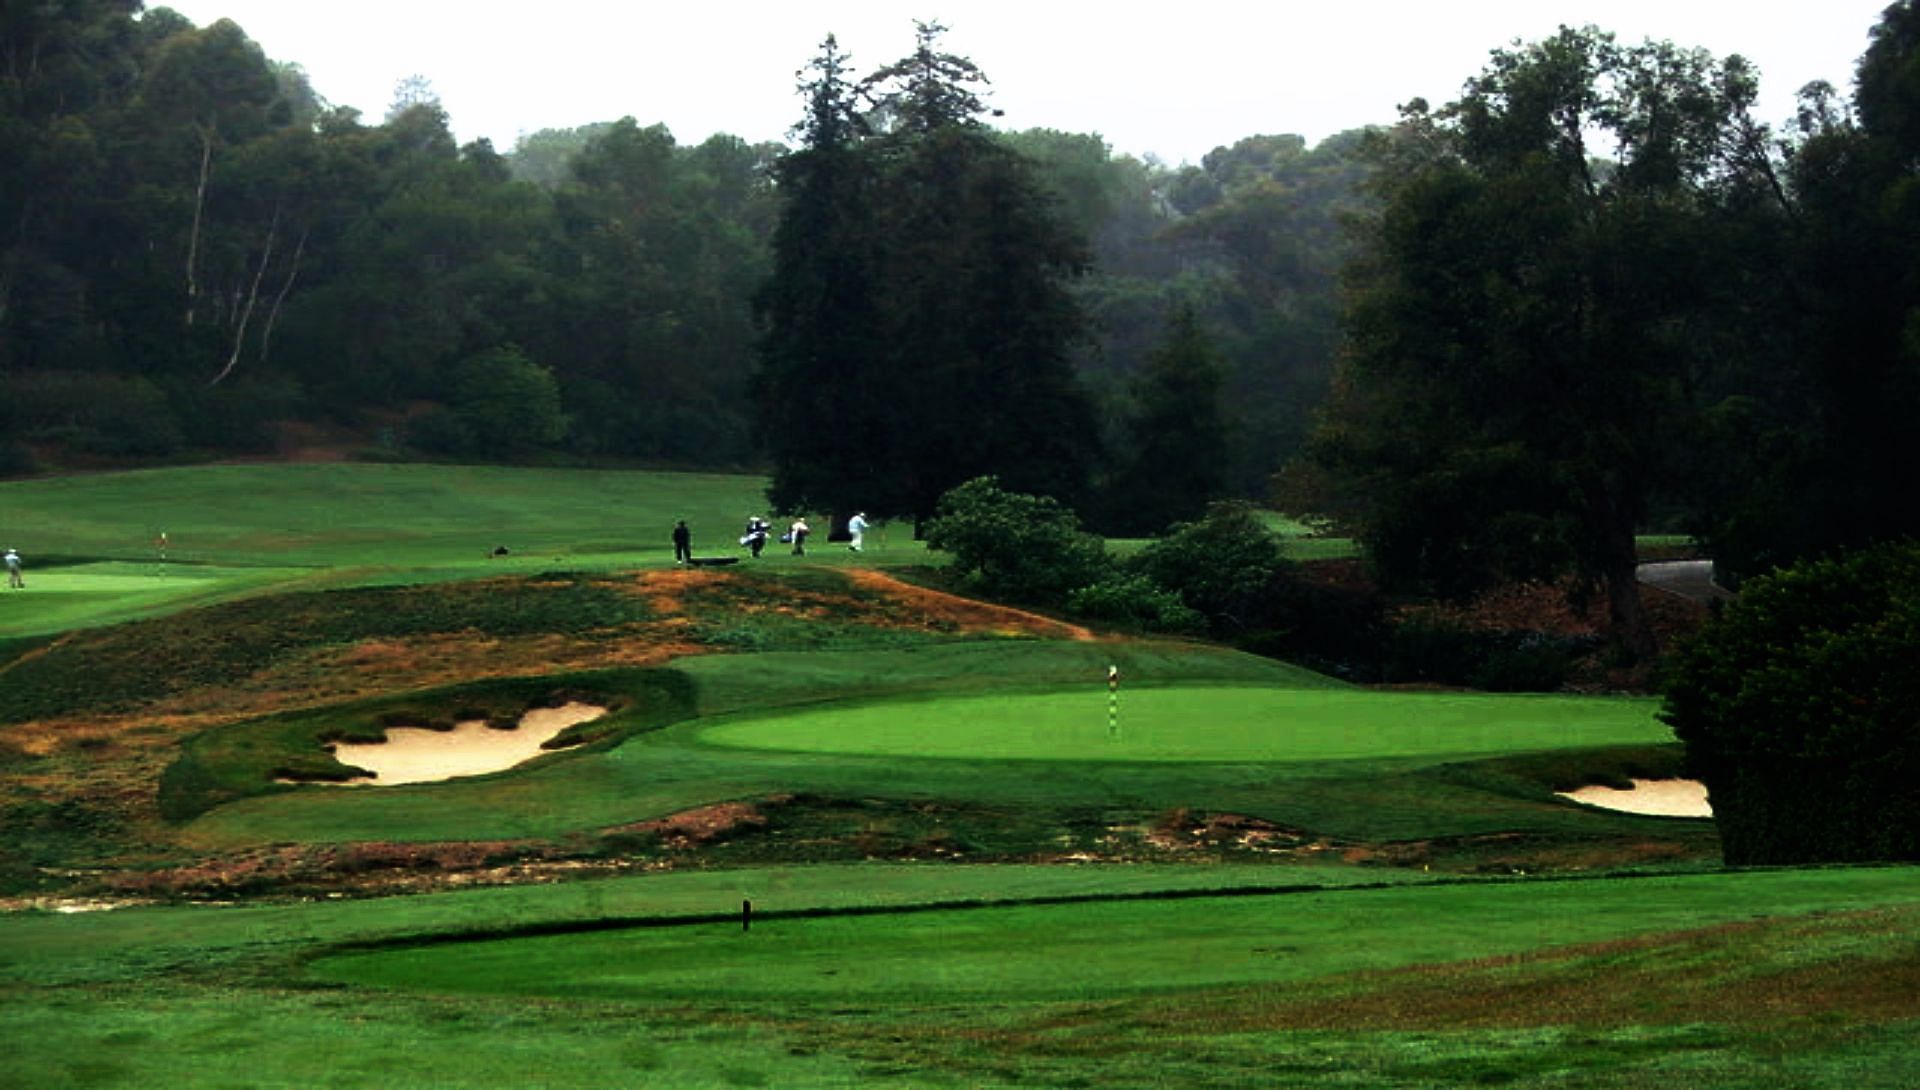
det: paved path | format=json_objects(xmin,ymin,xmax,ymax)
[{"xmin": 1637, "ymin": 560, "xmax": 1736, "ymax": 604}]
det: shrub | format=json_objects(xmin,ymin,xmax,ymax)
[
  {"xmin": 924, "ymin": 476, "xmax": 1110, "ymax": 605},
  {"xmin": 1129, "ymin": 502, "xmax": 1290, "ymax": 633},
  {"xmin": 445, "ymin": 344, "xmax": 568, "ymax": 457},
  {"xmin": 1067, "ymin": 574, "xmax": 1206, "ymax": 634},
  {"xmin": 1661, "ymin": 541, "xmax": 1920, "ymax": 864},
  {"xmin": 11, "ymin": 370, "xmax": 182, "ymax": 456}
]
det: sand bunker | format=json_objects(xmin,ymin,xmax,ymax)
[
  {"xmin": 324, "ymin": 702, "xmax": 606, "ymax": 786},
  {"xmin": 1557, "ymin": 778, "xmax": 1712, "ymax": 818}
]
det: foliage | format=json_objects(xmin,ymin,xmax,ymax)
[
  {"xmin": 1309, "ymin": 28, "xmax": 1771, "ymax": 661},
  {"xmin": 754, "ymin": 26, "xmax": 1102, "ymax": 522},
  {"xmin": 448, "ymin": 344, "xmax": 569, "ymax": 456},
  {"xmin": 923, "ymin": 476, "xmax": 1110, "ymax": 604},
  {"xmin": 1065, "ymin": 573, "xmax": 1205, "ymax": 634},
  {"xmin": 1661, "ymin": 541, "xmax": 1920, "ymax": 864},
  {"xmin": 1096, "ymin": 304, "xmax": 1232, "ymax": 534},
  {"xmin": 1128, "ymin": 501, "xmax": 1290, "ymax": 631},
  {"xmin": 1682, "ymin": 4, "xmax": 1920, "ymax": 583}
]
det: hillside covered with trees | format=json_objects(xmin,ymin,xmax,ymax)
[{"xmin": 1, "ymin": 3, "xmax": 1360, "ymax": 516}]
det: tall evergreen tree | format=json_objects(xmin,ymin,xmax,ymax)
[
  {"xmin": 1100, "ymin": 305, "xmax": 1230, "ymax": 535},
  {"xmin": 753, "ymin": 24, "xmax": 1100, "ymax": 525},
  {"xmin": 861, "ymin": 22, "xmax": 1100, "ymax": 520},
  {"xmin": 752, "ymin": 35, "xmax": 900, "ymax": 515}
]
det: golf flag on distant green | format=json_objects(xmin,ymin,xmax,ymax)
[{"xmin": 1108, "ymin": 664, "xmax": 1120, "ymax": 738}]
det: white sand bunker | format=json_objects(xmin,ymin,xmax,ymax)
[
  {"xmin": 1557, "ymin": 778, "xmax": 1712, "ymax": 818},
  {"xmin": 324, "ymin": 702, "xmax": 606, "ymax": 786}
]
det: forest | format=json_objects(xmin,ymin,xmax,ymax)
[{"xmin": 0, "ymin": 3, "xmax": 1358, "ymax": 507}]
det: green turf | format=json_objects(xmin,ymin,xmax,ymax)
[
  {"xmin": 174, "ymin": 642, "xmax": 1685, "ymax": 849},
  {"xmin": 6, "ymin": 863, "xmax": 1917, "ymax": 1088},
  {"xmin": 307, "ymin": 867, "xmax": 1920, "ymax": 1005},
  {"xmin": 697, "ymin": 686, "xmax": 1666, "ymax": 762},
  {"xmin": 0, "ymin": 463, "xmax": 932, "ymax": 636}
]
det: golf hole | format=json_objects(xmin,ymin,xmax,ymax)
[
  {"xmin": 320, "ymin": 702, "xmax": 606, "ymax": 785},
  {"xmin": 1557, "ymin": 778, "xmax": 1712, "ymax": 817}
]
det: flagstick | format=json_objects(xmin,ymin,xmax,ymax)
[{"xmin": 1107, "ymin": 665, "xmax": 1120, "ymax": 740}]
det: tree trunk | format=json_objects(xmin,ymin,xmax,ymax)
[
  {"xmin": 257, "ymin": 224, "xmax": 306, "ymax": 365},
  {"xmin": 184, "ymin": 127, "xmax": 213, "ymax": 326},
  {"xmin": 1602, "ymin": 534, "xmax": 1658, "ymax": 662},
  {"xmin": 212, "ymin": 206, "xmax": 277, "ymax": 386}
]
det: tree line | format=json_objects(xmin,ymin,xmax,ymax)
[
  {"xmin": 1, "ymin": 4, "xmax": 1360, "ymax": 528},
  {"xmin": 1296, "ymin": 8, "xmax": 1920, "ymax": 659}
]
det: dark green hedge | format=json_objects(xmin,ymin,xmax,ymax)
[{"xmin": 1660, "ymin": 541, "xmax": 1919, "ymax": 864}]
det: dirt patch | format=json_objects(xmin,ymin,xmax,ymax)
[
  {"xmin": 844, "ymin": 570, "xmax": 1094, "ymax": 640},
  {"xmin": 605, "ymin": 800, "xmax": 771, "ymax": 849}
]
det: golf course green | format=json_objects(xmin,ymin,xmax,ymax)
[{"xmin": 698, "ymin": 685, "xmax": 1668, "ymax": 762}]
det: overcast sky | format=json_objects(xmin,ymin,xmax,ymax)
[{"xmin": 155, "ymin": 1, "xmax": 1894, "ymax": 165}]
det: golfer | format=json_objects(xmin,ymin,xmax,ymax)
[
  {"xmin": 847, "ymin": 512, "xmax": 869, "ymax": 552},
  {"xmin": 4, "ymin": 548, "xmax": 21, "ymax": 589},
  {"xmin": 672, "ymin": 520, "xmax": 692, "ymax": 564},
  {"xmin": 789, "ymin": 517, "xmax": 811, "ymax": 556}
]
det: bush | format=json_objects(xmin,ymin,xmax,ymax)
[
  {"xmin": 1067, "ymin": 574, "xmax": 1206, "ymax": 634},
  {"xmin": 10, "ymin": 370, "xmax": 182, "ymax": 456},
  {"xmin": 924, "ymin": 476, "xmax": 1110, "ymax": 605},
  {"xmin": 1661, "ymin": 541, "xmax": 1920, "ymax": 864},
  {"xmin": 442, "ymin": 344, "xmax": 568, "ymax": 457},
  {"xmin": 1129, "ymin": 502, "xmax": 1290, "ymax": 633}
]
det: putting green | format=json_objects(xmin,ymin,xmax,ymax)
[
  {"xmin": 0, "ymin": 561, "xmax": 309, "ymax": 637},
  {"xmin": 697, "ymin": 686, "xmax": 1670, "ymax": 763}
]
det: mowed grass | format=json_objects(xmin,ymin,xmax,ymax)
[
  {"xmin": 5, "ymin": 863, "xmax": 1917, "ymax": 1088},
  {"xmin": 175, "ymin": 641, "xmax": 1687, "ymax": 849},
  {"xmin": 307, "ymin": 868, "xmax": 1920, "ymax": 1006},
  {"xmin": 698, "ymin": 686, "xmax": 1666, "ymax": 763},
  {"xmin": 0, "ymin": 463, "xmax": 923, "ymax": 636},
  {"xmin": 5, "ymin": 462, "xmax": 1903, "ymax": 1088}
]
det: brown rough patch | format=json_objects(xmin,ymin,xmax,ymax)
[
  {"xmin": 844, "ymin": 569, "xmax": 1095, "ymax": 640},
  {"xmin": 607, "ymin": 801, "xmax": 770, "ymax": 849},
  {"xmin": 1129, "ymin": 908, "xmax": 1920, "ymax": 1033}
]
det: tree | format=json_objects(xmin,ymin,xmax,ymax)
[
  {"xmin": 753, "ymin": 24, "xmax": 1101, "ymax": 527},
  {"xmin": 1309, "ymin": 28, "xmax": 1764, "ymax": 659},
  {"xmin": 1691, "ymin": 1, "xmax": 1920, "ymax": 581},
  {"xmin": 1661, "ymin": 542, "xmax": 1920, "ymax": 864},
  {"xmin": 860, "ymin": 22, "xmax": 1101, "ymax": 520},
  {"xmin": 426, "ymin": 344, "xmax": 567, "ymax": 457},
  {"xmin": 752, "ymin": 35, "xmax": 900, "ymax": 516},
  {"xmin": 1099, "ymin": 304, "xmax": 1230, "ymax": 534}
]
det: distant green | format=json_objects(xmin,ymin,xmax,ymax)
[{"xmin": 700, "ymin": 686, "xmax": 1667, "ymax": 762}]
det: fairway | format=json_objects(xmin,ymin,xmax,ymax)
[
  {"xmin": 697, "ymin": 685, "xmax": 1670, "ymax": 762},
  {"xmin": 308, "ymin": 867, "xmax": 1920, "ymax": 1005}
]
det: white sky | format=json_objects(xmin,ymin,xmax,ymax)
[{"xmin": 155, "ymin": 1, "xmax": 1893, "ymax": 165}]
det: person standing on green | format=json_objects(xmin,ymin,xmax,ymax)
[
  {"xmin": 4, "ymin": 548, "xmax": 21, "ymax": 589},
  {"xmin": 672, "ymin": 521, "xmax": 692, "ymax": 564}
]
